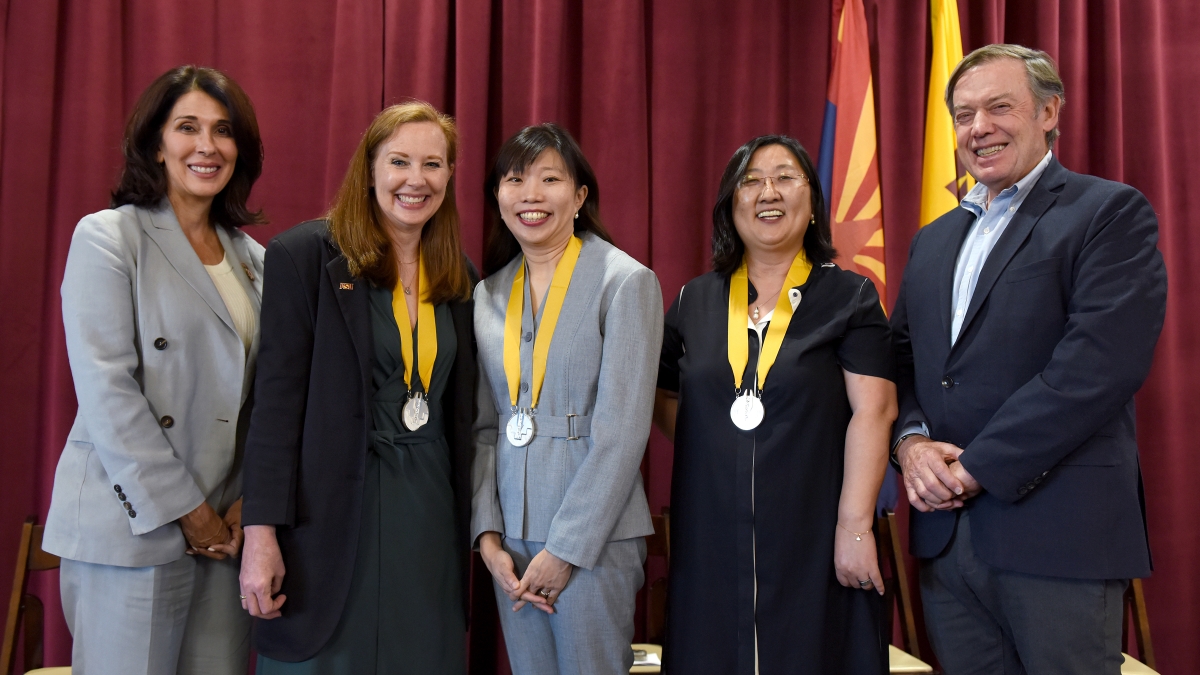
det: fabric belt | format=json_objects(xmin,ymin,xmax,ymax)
[{"xmin": 502, "ymin": 414, "xmax": 592, "ymax": 439}]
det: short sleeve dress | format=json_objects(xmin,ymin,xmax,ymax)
[{"xmin": 658, "ymin": 263, "xmax": 893, "ymax": 675}]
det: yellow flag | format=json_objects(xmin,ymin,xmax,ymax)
[{"xmin": 919, "ymin": 0, "xmax": 973, "ymax": 226}]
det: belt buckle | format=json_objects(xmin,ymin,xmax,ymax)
[{"xmin": 566, "ymin": 413, "xmax": 579, "ymax": 441}]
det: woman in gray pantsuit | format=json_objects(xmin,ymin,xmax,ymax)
[
  {"xmin": 473, "ymin": 123, "xmax": 663, "ymax": 674},
  {"xmin": 43, "ymin": 66, "xmax": 265, "ymax": 675}
]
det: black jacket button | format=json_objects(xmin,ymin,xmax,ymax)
[
  {"xmin": 128, "ymin": 510, "xmax": 137, "ymax": 518},
  {"xmin": 117, "ymin": 492, "xmax": 126, "ymax": 501},
  {"xmin": 160, "ymin": 415, "xmax": 174, "ymax": 428},
  {"xmin": 941, "ymin": 376, "xmax": 955, "ymax": 388},
  {"xmin": 154, "ymin": 337, "xmax": 168, "ymax": 350},
  {"xmin": 113, "ymin": 484, "xmax": 122, "ymax": 493},
  {"xmin": 1017, "ymin": 487, "xmax": 1028, "ymax": 495},
  {"xmin": 123, "ymin": 502, "xmax": 132, "ymax": 510},
  {"xmin": 524, "ymin": 332, "xmax": 533, "ymax": 342}
]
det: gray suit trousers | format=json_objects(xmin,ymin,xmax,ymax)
[
  {"xmin": 496, "ymin": 537, "xmax": 645, "ymax": 675},
  {"xmin": 60, "ymin": 555, "xmax": 249, "ymax": 675},
  {"xmin": 920, "ymin": 512, "xmax": 1127, "ymax": 675}
]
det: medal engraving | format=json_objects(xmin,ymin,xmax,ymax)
[
  {"xmin": 730, "ymin": 392, "xmax": 764, "ymax": 430},
  {"xmin": 506, "ymin": 410, "xmax": 535, "ymax": 446},
  {"xmin": 401, "ymin": 393, "xmax": 429, "ymax": 431}
]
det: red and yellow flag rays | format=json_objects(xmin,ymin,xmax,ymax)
[{"xmin": 818, "ymin": 0, "xmax": 886, "ymax": 301}]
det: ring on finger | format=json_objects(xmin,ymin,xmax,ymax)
[
  {"xmin": 857, "ymin": 580, "xmax": 871, "ymax": 588},
  {"xmin": 538, "ymin": 588, "xmax": 552, "ymax": 599}
]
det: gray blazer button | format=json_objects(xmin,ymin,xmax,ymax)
[
  {"xmin": 123, "ymin": 501, "xmax": 132, "ymax": 510},
  {"xmin": 117, "ymin": 492, "xmax": 126, "ymax": 500},
  {"xmin": 160, "ymin": 415, "xmax": 174, "ymax": 428},
  {"xmin": 524, "ymin": 332, "xmax": 533, "ymax": 342},
  {"xmin": 128, "ymin": 510, "xmax": 137, "ymax": 518},
  {"xmin": 520, "ymin": 382, "xmax": 529, "ymax": 393},
  {"xmin": 153, "ymin": 337, "xmax": 168, "ymax": 350},
  {"xmin": 113, "ymin": 484, "xmax": 122, "ymax": 493}
]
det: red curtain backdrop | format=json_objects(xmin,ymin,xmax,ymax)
[{"xmin": 1, "ymin": 0, "xmax": 1197, "ymax": 671}]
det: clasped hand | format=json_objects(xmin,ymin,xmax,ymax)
[
  {"xmin": 897, "ymin": 436, "xmax": 982, "ymax": 512},
  {"xmin": 479, "ymin": 532, "xmax": 573, "ymax": 614},
  {"xmin": 180, "ymin": 498, "xmax": 243, "ymax": 559}
]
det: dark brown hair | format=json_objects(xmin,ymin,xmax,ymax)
[
  {"xmin": 326, "ymin": 101, "xmax": 472, "ymax": 304},
  {"xmin": 711, "ymin": 135, "xmax": 834, "ymax": 276},
  {"xmin": 483, "ymin": 123, "xmax": 613, "ymax": 276},
  {"xmin": 111, "ymin": 65, "xmax": 265, "ymax": 227}
]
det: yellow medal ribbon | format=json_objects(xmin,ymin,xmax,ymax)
[
  {"xmin": 391, "ymin": 251, "xmax": 437, "ymax": 394},
  {"xmin": 727, "ymin": 250, "xmax": 812, "ymax": 392},
  {"xmin": 503, "ymin": 235, "xmax": 583, "ymax": 411}
]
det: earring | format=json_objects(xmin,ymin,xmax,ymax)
[
  {"xmin": 575, "ymin": 212, "xmax": 580, "ymax": 220},
  {"xmin": 809, "ymin": 215, "xmax": 815, "ymax": 225}
]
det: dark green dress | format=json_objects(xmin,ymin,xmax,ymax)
[{"xmin": 258, "ymin": 286, "xmax": 466, "ymax": 674}]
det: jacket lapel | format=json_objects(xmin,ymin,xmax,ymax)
[
  {"xmin": 954, "ymin": 160, "xmax": 1067, "ymax": 348},
  {"xmin": 139, "ymin": 203, "xmax": 237, "ymax": 334},
  {"xmin": 327, "ymin": 251, "xmax": 373, "ymax": 387}
]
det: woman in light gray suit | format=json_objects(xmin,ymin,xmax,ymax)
[
  {"xmin": 43, "ymin": 66, "xmax": 266, "ymax": 675},
  {"xmin": 473, "ymin": 123, "xmax": 663, "ymax": 674}
]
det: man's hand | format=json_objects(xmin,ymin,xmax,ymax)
[
  {"xmin": 897, "ymin": 435, "xmax": 967, "ymax": 512},
  {"xmin": 948, "ymin": 460, "xmax": 982, "ymax": 500}
]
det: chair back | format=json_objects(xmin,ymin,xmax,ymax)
[
  {"xmin": 3, "ymin": 516, "xmax": 61, "ymax": 675},
  {"xmin": 643, "ymin": 509, "xmax": 670, "ymax": 645},
  {"xmin": 1123, "ymin": 578, "xmax": 1155, "ymax": 670},
  {"xmin": 877, "ymin": 511, "xmax": 922, "ymax": 659}
]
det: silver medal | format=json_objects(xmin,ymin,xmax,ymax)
[
  {"xmin": 506, "ymin": 409, "xmax": 535, "ymax": 446},
  {"xmin": 730, "ymin": 392, "xmax": 764, "ymax": 430},
  {"xmin": 402, "ymin": 393, "xmax": 429, "ymax": 431}
]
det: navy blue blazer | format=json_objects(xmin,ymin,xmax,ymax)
[{"xmin": 891, "ymin": 158, "xmax": 1166, "ymax": 580}]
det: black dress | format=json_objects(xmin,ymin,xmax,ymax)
[{"xmin": 658, "ymin": 263, "xmax": 893, "ymax": 675}]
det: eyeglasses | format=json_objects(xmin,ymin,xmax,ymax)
[{"xmin": 738, "ymin": 172, "xmax": 808, "ymax": 191}]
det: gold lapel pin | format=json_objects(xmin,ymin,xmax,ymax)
[
  {"xmin": 340, "ymin": 282, "xmax": 354, "ymax": 290},
  {"xmin": 241, "ymin": 263, "xmax": 256, "ymax": 281}
]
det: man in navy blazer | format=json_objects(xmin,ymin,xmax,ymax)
[{"xmin": 891, "ymin": 44, "xmax": 1166, "ymax": 674}]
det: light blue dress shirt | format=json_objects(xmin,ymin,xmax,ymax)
[
  {"xmin": 898, "ymin": 150, "xmax": 1053, "ymax": 441},
  {"xmin": 950, "ymin": 149, "xmax": 1053, "ymax": 344}
]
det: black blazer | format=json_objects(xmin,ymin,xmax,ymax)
[
  {"xmin": 241, "ymin": 220, "xmax": 477, "ymax": 661},
  {"xmin": 891, "ymin": 159, "xmax": 1166, "ymax": 580}
]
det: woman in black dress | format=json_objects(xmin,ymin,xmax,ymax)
[
  {"xmin": 654, "ymin": 135, "xmax": 897, "ymax": 674},
  {"xmin": 239, "ymin": 101, "xmax": 476, "ymax": 673}
]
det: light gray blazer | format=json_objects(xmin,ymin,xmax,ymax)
[
  {"xmin": 472, "ymin": 233, "xmax": 663, "ymax": 570},
  {"xmin": 44, "ymin": 203, "xmax": 264, "ymax": 567}
]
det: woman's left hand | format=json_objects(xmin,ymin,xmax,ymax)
[
  {"xmin": 512, "ymin": 549, "xmax": 575, "ymax": 612},
  {"xmin": 833, "ymin": 525, "xmax": 884, "ymax": 596}
]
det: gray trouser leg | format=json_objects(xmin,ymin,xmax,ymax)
[
  {"xmin": 495, "ymin": 537, "xmax": 646, "ymax": 675},
  {"xmin": 61, "ymin": 556, "xmax": 195, "ymax": 675},
  {"xmin": 920, "ymin": 512, "xmax": 1127, "ymax": 675}
]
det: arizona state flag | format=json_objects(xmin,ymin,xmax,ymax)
[
  {"xmin": 817, "ymin": 0, "xmax": 886, "ymax": 301},
  {"xmin": 920, "ymin": 0, "xmax": 974, "ymax": 226}
]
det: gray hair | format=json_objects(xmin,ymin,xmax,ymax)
[{"xmin": 944, "ymin": 44, "xmax": 1066, "ymax": 147}]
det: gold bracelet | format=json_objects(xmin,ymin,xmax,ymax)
[{"xmin": 837, "ymin": 523, "xmax": 871, "ymax": 541}]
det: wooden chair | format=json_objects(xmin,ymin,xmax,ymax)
[
  {"xmin": 3, "ymin": 516, "xmax": 68, "ymax": 675},
  {"xmin": 632, "ymin": 509, "xmax": 669, "ymax": 674},
  {"xmin": 876, "ymin": 511, "xmax": 935, "ymax": 674},
  {"xmin": 1120, "ymin": 578, "xmax": 1157, "ymax": 673}
]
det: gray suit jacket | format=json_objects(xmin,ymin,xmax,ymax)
[
  {"xmin": 44, "ymin": 203, "xmax": 264, "ymax": 567},
  {"xmin": 472, "ymin": 233, "xmax": 663, "ymax": 570}
]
